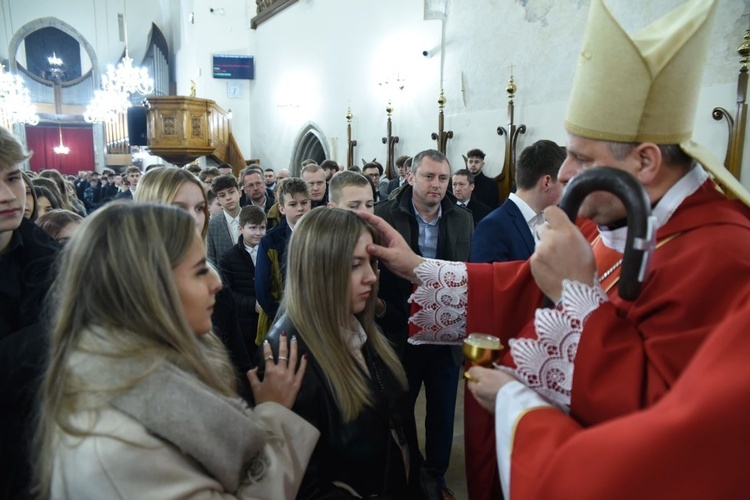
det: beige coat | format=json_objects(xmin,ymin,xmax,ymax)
[{"xmin": 51, "ymin": 403, "xmax": 318, "ymax": 499}]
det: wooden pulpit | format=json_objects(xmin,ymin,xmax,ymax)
[{"xmin": 144, "ymin": 96, "xmax": 226, "ymax": 166}]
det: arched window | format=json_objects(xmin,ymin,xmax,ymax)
[{"xmin": 290, "ymin": 123, "xmax": 329, "ymax": 173}]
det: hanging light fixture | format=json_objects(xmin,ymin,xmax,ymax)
[
  {"xmin": 0, "ymin": 63, "xmax": 40, "ymax": 127},
  {"xmin": 84, "ymin": 88, "xmax": 131, "ymax": 123},
  {"xmin": 47, "ymin": 52, "xmax": 63, "ymax": 67},
  {"xmin": 53, "ymin": 124, "xmax": 70, "ymax": 155},
  {"xmin": 85, "ymin": 2, "xmax": 153, "ymax": 123},
  {"xmin": 44, "ymin": 52, "xmax": 66, "ymax": 81},
  {"xmin": 100, "ymin": 49, "xmax": 154, "ymax": 97}
]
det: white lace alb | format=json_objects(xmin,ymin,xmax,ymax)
[
  {"xmin": 408, "ymin": 259, "xmax": 468, "ymax": 345},
  {"xmin": 408, "ymin": 261, "xmax": 611, "ymax": 410},
  {"xmin": 505, "ymin": 277, "xmax": 608, "ymax": 411}
]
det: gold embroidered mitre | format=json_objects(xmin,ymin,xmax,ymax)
[{"xmin": 565, "ymin": 0, "xmax": 750, "ymax": 206}]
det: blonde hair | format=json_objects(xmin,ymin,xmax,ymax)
[
  {"xmin": 279, "ymin": 207, "xmax": 406, "ymax": 422},
  {"xmin": 135, "ymin": 167, "xmax": 209, "ymax": 239},
  {"xmin": 0, "ymin": 126, "xmax": 31, "ymax": 168},
  {"xmin": 35, "ymin": 202, "xmax": 234, "ymax": 498}
]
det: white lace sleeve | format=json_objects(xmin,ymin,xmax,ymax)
[
  {"xmin": 504, "ymin": 277, "xmax": 608, "ymax": 411},
  {"xmin": 407, "ymin": 259, "xmax": 468, "ymax": 345}
]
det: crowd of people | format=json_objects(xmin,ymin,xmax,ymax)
[
  {"xmin": 3, "ymin": 121, "xmax": 568, "ymax": 498},
  {"xmin": 2, "ymin": 0, "xmax": 749, "ymax": 498}
]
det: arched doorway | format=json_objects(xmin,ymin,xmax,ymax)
[{"xmin": 290, "ymin": 123, "xmax": 329, "ymax": 174}]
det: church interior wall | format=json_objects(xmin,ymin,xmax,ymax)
[
  {"xmin": 243, "ymin": 0, "xmax": 749, "ymax": 185},
  {"xmin": 1, "ymin": 0, "xmax": 748, "ymax": 187}
]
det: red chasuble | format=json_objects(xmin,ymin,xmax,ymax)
[
  {"xmin": 461, "ymin": 181, "xmax": 750, "ymax": 497},
  {"xmin": 508, "ymin": 290, "xmax": 750, "ymax": 499},
  {"xmin": 466, "ymin": 180, "xmax": 750, "ymax": 423}
]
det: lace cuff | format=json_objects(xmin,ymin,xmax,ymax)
[
  {"xmin": 506, "ymin": 277, "xmax": 608, "ymax": 411},
  {"xmin": 408, "ymin": 259, "xmax": 468, "ymax": 345}
]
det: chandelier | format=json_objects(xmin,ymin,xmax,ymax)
[
  {"xmin": 84, "ymin": 3, "xmax": 154, "ymax": 124},
  {"xmin": 101, "ymin": 50, "xmax": 154, "ymax": 96},
  {"xmin": 44, "ymin": 52, "xmax": 67, "ymax": 82},
  {"xmin": 84, "ymin": 88, "xmax": 131, "ymax": 123},
  {"xmin": 0, "ymin": 63, "xmax": 40, "ymax": 126},
  {"xmin": 53, "ymin": 124, "xmax": 69, "ymax": 155},
  {"xmin": 47, "ymin": 52, "xmax": 63, "ymax": 67}
]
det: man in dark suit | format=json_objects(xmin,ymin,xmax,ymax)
[
  {"xmin": 239, "ymin": 167, "xmax": 275, "ymax": 212},
  {"xmin": 384, "ymin": 155, "xmax": 411, "ymax": 197},
  {"xmin": 375, "ymin": 149, "xmax": 473, "ymax": 498},
  {"xmin": 466, "ymin": 148, "xmax": 500, "ymax": 208},
  {"xmin": 207, "ymin": 174, "xmax": 242, "ymax": 265},
  {"xmin": 451, "ymin": 168, "xmax": 492, "ymax": 227},
  {"xmin": 114, "ymin": 166, "xmax": 142, "ymax": 200},
  {"xmin": 363, "ymin": 162, "xmax": 386, "ymax": 203},
  {"xmin": 470, "ymin": 140, "xmax": 566, "ymax": 264},
  {"xmin": 464, "ymin": 139, "xmax": 565, "ymax": 500}
]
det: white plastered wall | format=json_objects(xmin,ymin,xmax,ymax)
[
  {"xmin": 1, "ymin": 0, "xmax": 748, "ymax": 188},
  {"xmin": 245, "ymin": 0, "xmax": 750, "ymax": 189}
]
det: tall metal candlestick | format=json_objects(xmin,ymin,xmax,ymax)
[
  {"xmin": 713, "ymin": 27, "xmax": 749, "ymax": 182},
  {"xmin": 431, "ymin": 90, "xmax": 453, "ymax": 155},
  {"xmin": 382, "ymin": 100, "xmax": 400, "ymax": 179},
  {"xmin": 496, "ymin": 72, "xmax": 526, "ymax": 202},
  {"xmin": 346, "ymin": 105, "xmax": 357, "ymax": 168}
]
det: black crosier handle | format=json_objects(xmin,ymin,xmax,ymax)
[{"xmin": 552, "ymin": 166, "xmax": 655, "ymax": 303}]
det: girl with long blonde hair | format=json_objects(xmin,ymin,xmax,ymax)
[
  {"xmin": 36, "ymin": 202, "xmax": 317, "ymax": 498},
  {"xmin": 135, "ymin": 166, "xmax": 254, "ymax": 394},
  {"xmin": 135, "ymin": 167, "xmax": 210, "ymax": 239},
  {"xmin": 263, "ymin": 207, "xmax": 429, "ymax": 499}
]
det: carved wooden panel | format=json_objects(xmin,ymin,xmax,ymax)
[
  {"xmin": 191, "ymin": 115, "xmax": 202, "ymax": 137},
  {"xmin": 162, "ymin": 115, "xmax": 176, "ymax": 136},
  {"xmin": 144, "ymin": 96, "xmax": 219, "ymax": 166}
]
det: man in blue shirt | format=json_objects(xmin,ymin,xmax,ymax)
[{"xmin": 375, "ymin": 149, "xmax": 473, "ymax": 498}]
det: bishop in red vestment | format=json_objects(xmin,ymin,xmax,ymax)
[
  {"xmin": 468, "ymin": 290, "xmax": 750, "ymax": 499},
  {"xmin": 362, "ymin": 0, "xmax": 750, "ymax": 497}
]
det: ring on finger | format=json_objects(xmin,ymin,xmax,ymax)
[
  {"xmin": 278, "ymin": 356, "xmax": 288, "ymax": 361},
  {"xmin": 264, "ymin": 355, "xmax": 274, "ymax": 361}
]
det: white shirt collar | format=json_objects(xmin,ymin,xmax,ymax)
[
  {"xmin": 345, "ymin": 316, "xmax": 368, "ymax": 372},
  {"xmin": 244, "ymin": 243, "xmax": 258, "ymax": 263},
  {"xmin": 509, "ymin": 192, "xmax": 538, "ymax": 224},
  {"xmin": 223, "ymin": 210, "xmax": 240, "ymax": 224},
  {"xmin": 250, "ymin": 195, "xmax": 267, "ymax": 208},
  {"xmin": 599, "ymin": 165, "xmax": 708, "ymax": 252},
  {"xmin": 411, "ymin": 199, "xmax": 442, "ymax": 226}
]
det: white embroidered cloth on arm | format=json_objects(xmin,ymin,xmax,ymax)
[
  {"xmin": 505, "ymin": 277, "xmax": 608, "ymax": 411},
  {"xmin": 408, "ymin": 259, "xmax": 468, "ymax": 345}
]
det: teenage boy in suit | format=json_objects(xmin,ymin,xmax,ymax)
[{"xmin": 219, "ymin": 205, "xmax": 267, "ymax": 357}]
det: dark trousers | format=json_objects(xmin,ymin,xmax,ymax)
[{"xmin": 404, "ymin": 343, "xmax": 461, "ymax": 484}]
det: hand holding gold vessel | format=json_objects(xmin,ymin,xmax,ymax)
[{"xmin": 463, "ymin": 333, "xmax": 503, "ymax": 380}]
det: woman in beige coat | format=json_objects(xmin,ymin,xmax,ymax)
[{"xmin": 35, "ymin": 202, "xmax": 318, "ymax": 499}]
